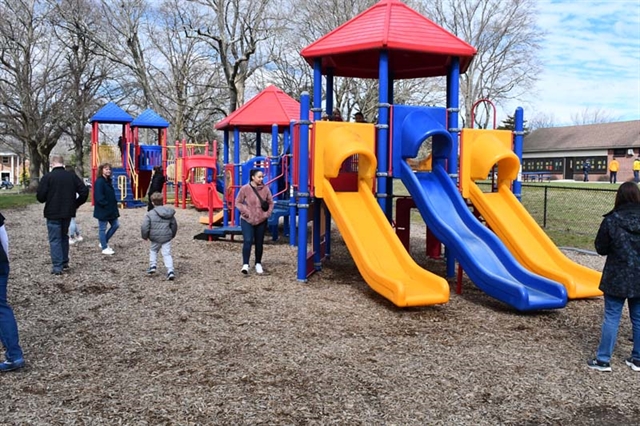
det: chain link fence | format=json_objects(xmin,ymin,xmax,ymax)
[{"xmin": 477, "ymin": 183, "xmax": 616, "ymax": 249}]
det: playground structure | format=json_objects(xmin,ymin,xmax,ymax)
[
  {"xmin": 90, "ymin": 104, "xmax": 224, "ymax": 215},
  {"xmin": 88, "ymin": 0, "xmax": 603, "ymax": 312},
  {"xmin": 288, "ymin": 0, "xmax": 602, "ymax": 311},
  {"xmin": 204, "ymin": 85, "xmax": 302, "ymax": 241}
]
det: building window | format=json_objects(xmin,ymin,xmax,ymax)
[
  {"xmin": 613, "ymin": 149, "xmax": 626, "ymax": 157},
  {"xmin": 1, "ymin": 157, "xmax": 8, "ymax": 165},
  {"xmin": 522, "ymin": 158, "xmax": 563, "ymax": 173},
  {"xmin": 575, "ymin": 157, "xmax": 608, "ymax": 173}
]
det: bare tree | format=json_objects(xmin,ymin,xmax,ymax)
[
  {"xmin": 49, "ymin": 0, "xmax": 112, "ymax": 177},
  {"xmin": 184, "ymin": 0, "xmax": 285, "ymax": 114},
  {"xmin": 571, "ymin": 107, "xmax": 621, "ymax": 125},
  {"xmin": 420, "ymin": 0, "xmax": 543, "ymax": 129},
  {"xmin": 267, "ymin": 0, "xmax": 442, "ymax": 123},
  {"xmin": 149, "ymin": 0, "xmax": 229, "ymax": 142},
  {"xmin": 0, "ymin": 0, "xmax": 70, "ymax": 188},
  {"xmin": 528, "ymin": 111, "xmax": 560, "ymax": 130}
]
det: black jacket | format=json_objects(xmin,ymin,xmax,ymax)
[
  {"xmin": 36, "ymin": 166, "xmax": 89, "ymax": 219},
  {"xmin": 595, "ymin": 203, "xmax": 640, "ymax": 298},
  {"xmin": 148, "ymin": 172, "xmax": 166, "ymax": 196},
  {"xmin": 93, "ymin": 176, "xmax": 120, "ymax": 221}
]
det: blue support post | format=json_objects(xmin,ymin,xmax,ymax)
[
  {"xmin": 271, "ymin": 124, "xmax": 279, "ymax": 196},
  {"xmin": 288, "ymin": 120, "xmax": 297, "ymax": 247},
  {"xmin": 314, "ymin": 58, "xmax": 331, "ymax": 259},
  {"xmin": 377, "ymin": 50, "xmax": 391, "ymax": 219},
  {"xmin": 297, "ymin": 93, "xmax": 311, "ymax": 281},
  {"xmin": 513, "ymin": 107, "xmax": 524, "ymax": 202},
  {"xmin": 326, "ymin": 69, "xmax": 334, "ymax": 115},
  {"xmin": 223, "ymin": 130, "xmax": 230, "ymax": 227},
  {"xmin": 256, "ymin": 131, "xmax": 262, "ymax": 157},
  {"xmin": 234, "ymin": 127, "xmax": 241, "ymax": 226},
  {"xmin": 314, "ymin": 59, "xmax": 323, "ymax": 121},
  {"xmin": 445, "ymin": 56, "xmax": 461, "ymax": 278}
]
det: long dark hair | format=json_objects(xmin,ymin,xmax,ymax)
[{"xmin": 614, "ymin": 181, "xmax": 640, "ymax": 209}]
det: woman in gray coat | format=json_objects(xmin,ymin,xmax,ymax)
[{"xmin": 588, "ymin": 181, "xmax": 640, "ymax": 372}]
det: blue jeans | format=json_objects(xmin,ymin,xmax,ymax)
[
  {"xmin": 68, "ymin": 217, "xmax": 80, "ymax": 237},
  {"xmin": 47, "ymin": 218, "xmax": 70, "ymax": 272},
  {"xmin": 98, "ymin": 219, "xmax": 119, "ymax": 249},
  {"xmin": 634, "ymin": 170, "xmax": 639, "ymax": 183},
  {"xmin": 596, "ymin": 295, "xmax": 640, "ymax": 362},
  {"xmin": 0, "ymin": 263, "xmax": 23, "ymax": 362},
  {"xmin": 241, "ymin": 219, "xmax": 266, "ymax": 265}
]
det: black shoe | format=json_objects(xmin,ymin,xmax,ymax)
[
  {"xmin": 167, "ymin": 271, "xmax": 175, "ymax": 281},
  {"xmin": 587, "ymin": 358, "xmax": 612, "ymax": 372},
  {"xmin": 146, "ymin": 266, "xmax": 157, "ymax": 275},
  {"xmin": 62, "ymin": 264, "xmax": 69, "ymax": 270},
  {"xmin": 51, "ymin": 270, "xmax": 63, "ymax": 276},
  {"xmin": 625, "ymin": 357, "xmax": 640, "ymax": 372}
]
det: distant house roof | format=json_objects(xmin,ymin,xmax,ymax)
[
  {"xmin": 523, "ymin": 120, "xmax": 640, "ymax": 153},
  {"xmin": 300, "ymin": 0, "xmax": 476, "ymax": 79},
  {"xmin": 131, "ymin": 109, "xmax": 170, "ymax": 128},
  {"xmin": 90, "ymin": 102, "xmax": 134, "ymax": 124},
  {"xmin": 215, "ymin": 85, "xmax": 303, "ymax": 133}
]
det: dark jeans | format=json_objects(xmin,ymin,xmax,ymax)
[
  {"xmin": 241, "ymin": 219, "xmax": 267, "ymax": 265},
  {"xmin": 46, "ymin": 218, "xmax": 70, "ymax": 272},
  {"xmin": 583, "ymin": 172, "xmax": 589, "ymax": 182},
  {"xmin": 610, "ymin": 171, "xmax": 617, "ymax": 184},
  {"xmin": 98, "ymin": 219, "xmax": 119, "ymax": 249},
  {"xmin": 0, "ymin": 262, "xmax": 23, "ymax": 362},
  {"xmin": 634, "ymin": 170, "xmax": 639, "ymax": 183}
]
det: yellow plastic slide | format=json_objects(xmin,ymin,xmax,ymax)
[
  {"xmin": 460, "ymin": 129, "xmax": 602, "ymax": 299},
  {"xmin": 322, "ymin": 178, "xmax": 450, "ymax": 307},
  {"xmin": 312, "ymin": 120, "xmax": 448, "ymax": 307}
]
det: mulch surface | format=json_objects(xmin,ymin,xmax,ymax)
[{"xmin": 1, "ymin": 202, "xmax": 637, "ymax": 425}]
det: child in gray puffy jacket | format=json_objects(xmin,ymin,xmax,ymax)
[{"xmin": 141, "ymin": 192, "xmax": 178, "ymax": 280}]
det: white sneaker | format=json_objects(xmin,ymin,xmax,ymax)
[
  {"xmin": 102, "ymin": 247, "xmax": 114, "ymax": 255},
  {"xmin": 255, "ymin": 263, "xmax": 263, "ymax": 274},
  {"xmin": 75, "ymin": 235, "xmax": 83, "ymax": 242},
  {"xmin": 241, "ymin": 264, "xmax": 249, "ymax": 274},
  {"xmin": 69, "ymin": 237, "xmax": 77, "ymax": 245}
]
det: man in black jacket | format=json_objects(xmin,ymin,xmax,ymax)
[{"xmin": 36, "ymin": 156, "xmax": 89, "ymax": 275}]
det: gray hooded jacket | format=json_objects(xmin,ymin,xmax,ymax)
[
  {"xmin": 141, "ymin": 205, "xmax": 178, "ymax": 244},
  {"xmin": 594, "ymin": 203, "xmax": 640, "ymax": 298}
]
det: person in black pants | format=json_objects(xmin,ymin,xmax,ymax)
[
  {"xmin": 147, "ymin": 166, "xmax": 166, "ymax": 211},
  {"xmin": 36, "ymin": 155, "xmax": 89, "ymax": 274},
  {"xmin": 234, "ymin": 169, "xmax": 274, "ymax": 275}
]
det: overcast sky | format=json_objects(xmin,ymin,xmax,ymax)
[{"xmin": 503, "ymin": 0, "xmax": 640, "ymax": 125}]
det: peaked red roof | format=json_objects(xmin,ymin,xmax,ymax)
[
  {"xmin": 215, "ymin": 85, "xmax": 302, "ymax": 132},
  {"xmin": 300, "ymin": 0, "xmax": 476, "ymax": 79}
]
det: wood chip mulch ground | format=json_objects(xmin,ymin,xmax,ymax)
[{"xmin": 0, "ymin": 202, "xmax": 637, "ymax": 425}]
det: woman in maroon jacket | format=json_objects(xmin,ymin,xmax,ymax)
[{"xmin": 235, "ymin": 169, "xmax": 274, "ymax": 275}]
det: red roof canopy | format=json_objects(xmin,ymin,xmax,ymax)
[
  {"xmin": 215, "ymin": 85, "xmax": 302, "ymax": 132},
  {"xmin": 300, "ymin": 0, "xmax": 476, "ymax": 79}
]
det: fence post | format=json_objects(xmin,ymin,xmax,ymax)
[{"xmin": 543, "ymin": 186, "xmax": 548, "ymax": 228}]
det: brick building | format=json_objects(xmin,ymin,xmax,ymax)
[{"xmin": 522, "ymin": 120, "xmax": 640, "ymax": 181}]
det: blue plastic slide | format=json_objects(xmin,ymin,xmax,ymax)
[{"xmin": 399, "ymin": 162, "xmax": 567, "ymax": 311}]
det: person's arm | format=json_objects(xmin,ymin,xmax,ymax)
[
  {"xmin": 36, "ymin": 175, "xmax": 48, "ymax": 203},
  {"xmin": 0, "ymin": 224, "xmax": 8, "ymax": 262},
  {"xmin": 141, "ymin": 214, "xmax": 150, "ymax": 240},
  {"xmin": 235, "ymin": 186, "xmax": 248, "ymax": 216},
  {"xmin": 265, "ymin": 187, "xmax": 275, "ymax": 216},
  {"xmin": 94, "ymin": 179, "xmax": 107, "ymax": 207},
  {"xmin": 170, "ymin": 217, "xmax": 178, "ymax": 239},
  {"xmin": 594, "ymin": 217, "xmax": 612, "ymax": 256},
  {"xmin": 74, "ymin": 175, "xmax": 89, "ymax": 206}
]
